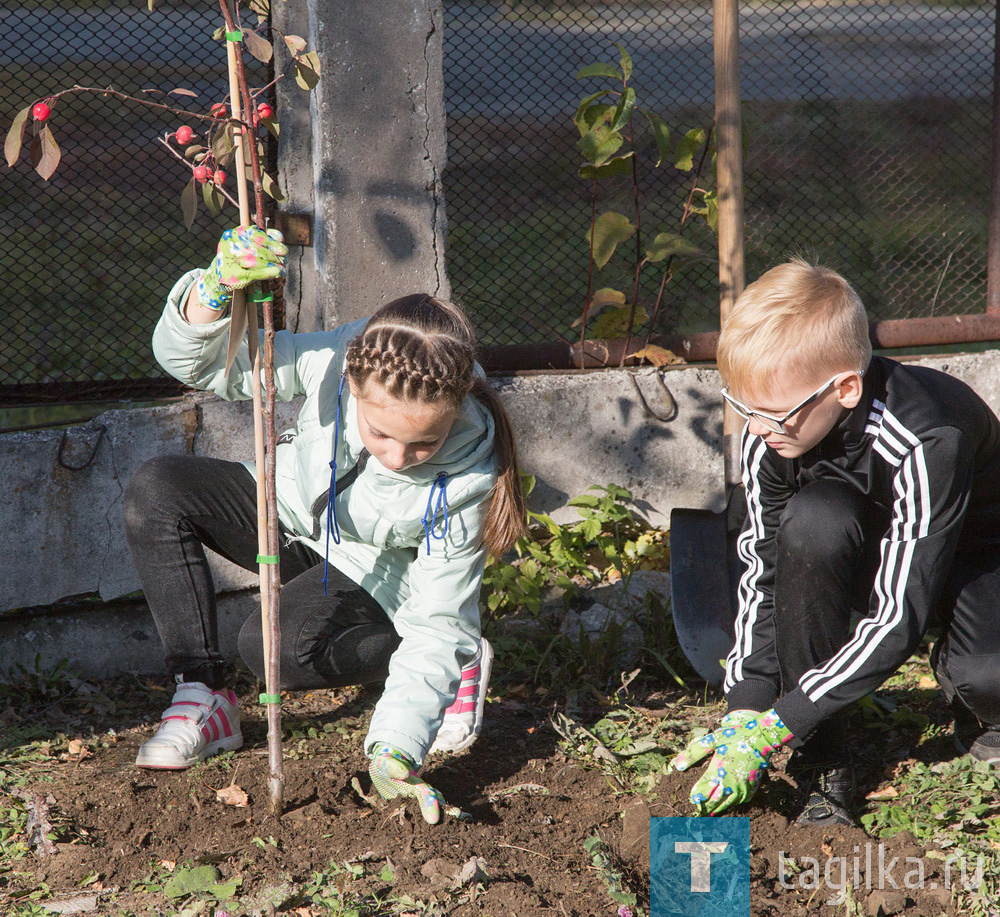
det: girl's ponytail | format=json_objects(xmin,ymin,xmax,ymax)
[{"xmin": 472, "ymin": 377, "xmax": 527, "ymax": 558}]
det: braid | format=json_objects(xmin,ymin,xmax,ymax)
[{"xmin": 346, "ymin": 295, "xmax": 477, "ymax": 407}]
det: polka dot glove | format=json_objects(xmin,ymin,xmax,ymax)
[
  {"xmin": 368, "ymin": 743, "xmax": 445, "ymax": 825},
  {"xmin": 197, "ymin": 226, "xmax": 287, "ymax": 312},
  {"xmin": 670, "ymin": 709, "xmax": 793, "ymax": 816}
]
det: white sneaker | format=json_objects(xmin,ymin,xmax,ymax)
[
  {"xmin": 429, "ymin": 639, "xmax": 493, "ymax": 754},
  {"xmin": 136, "ymin": 679, "xmax": 243, "ymax": 769}
]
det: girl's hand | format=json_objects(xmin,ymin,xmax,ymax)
[
  {"xmin": 368, "ymin": 743, "xmax": 446, "ymax": 825},
  {"xmin": 197, "ymin": 226, "xmax": 287, "ymax": 312}
]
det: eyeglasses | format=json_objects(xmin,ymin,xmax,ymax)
[{"xmin": 721, "ymin": 370, "xmax": 864, "ymax": 434}]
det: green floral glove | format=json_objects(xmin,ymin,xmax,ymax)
[
  {"xmin": 197, "ymin": 226, "xmax": 287, "ymax": 312},
  {"xmin": 368, "ymin": 743, "xmax": 446, "ymax": 825},
  {"xmin": 670, "ymin": 708, "xmax": 793, "ymax": 816}
]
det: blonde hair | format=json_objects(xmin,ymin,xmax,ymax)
[
  {"xmin": 717, "ymin": 258, "xmax": 872, "ymax": 401},
  {"xmin": 344, "ymin": 293, "xmax": 527, "ymax": 557}
]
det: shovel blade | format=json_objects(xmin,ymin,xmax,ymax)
[{"xmin": 669, "ymin": 506, "xmax": 740, "ymax": 685}]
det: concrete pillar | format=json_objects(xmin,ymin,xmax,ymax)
[{"xmin": 273, "ymin": 0, "xmax": 449, "ymax": 332}]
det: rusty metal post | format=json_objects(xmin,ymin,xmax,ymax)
[{"xmin": 988, "ymin": 0, "xmax": 1000, "ymax": 313}]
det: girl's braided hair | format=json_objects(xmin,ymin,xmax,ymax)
[{"xmin": 345, "ymin": 293, "xmax": 527, "ymax": 557}]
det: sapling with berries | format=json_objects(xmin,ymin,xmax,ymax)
[{"xmin": 4, "ymin": 0, "xmax": 323, "ymax": 818}]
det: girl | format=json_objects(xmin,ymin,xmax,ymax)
[{"xmin": 124, "ymin": 226, "xmax": 525, "ymax": 824}]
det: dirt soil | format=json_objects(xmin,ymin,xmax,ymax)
[{"xmin": 0, "ymin": 670, "xmax": 967, "ymax": 916}]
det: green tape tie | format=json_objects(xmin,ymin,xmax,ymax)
[
  {"xmin": 226, "ymin": 30, "xmax": 243, "ymax": 42},
  {"xmin": 259, "ymin": 693, "xmax": 281, "ymax": 705},
  {"xmin": 250, "ymin": 291, "xmax": 274, "ymax": 303},
  {"xmin": 256, "ymin": 553, "xmax": 278, "ymax": 564}
]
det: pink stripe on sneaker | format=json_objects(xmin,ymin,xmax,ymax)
[
  {"xmin": 162, "ymin": 714, "xmax": 196, "ymax": 723},
  {"xmin": 460, "ymin": 665, "xmax": 481, "ymax": 681},
  {"xmin": 216, "ymin": 709, "xmax": 232, "ymax": 737},
  {"xmin": 456, "ymin": 685, "xmax": 476, "ymax": 698}
]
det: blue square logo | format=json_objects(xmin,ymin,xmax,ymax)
[{"xmin": 650, "ymin": 817, "xmax": 753, "ymax": 917}]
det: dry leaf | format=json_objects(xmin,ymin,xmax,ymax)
[
  {"xmin": 821, "ymin": 842, "xmax": 833, "ymax": 858},
  {"xmin": 866, "ymin": 786, "xmax": 899, "ymax": 800},
  {"xmin": 159, "ymin": 859, "xmax": 176, "ymax": 871},
  {"xmin": 67, "ymin": 739, "xmax": 91, "ymax": 758},
  {"xmin": 626, "ymin": 344, "xmax": 683, "ymax": 368},
  {"xmin": 215, "ymin": 784, "xmax": 249, "ymax": 807},
  {"xmin": 917, "ymin": 675, "xmax": 938, "ymax": 689}
]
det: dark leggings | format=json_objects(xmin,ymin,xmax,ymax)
[{"xmin": 123, "ymin": 455, "xmax": 400, "ymax": 690}]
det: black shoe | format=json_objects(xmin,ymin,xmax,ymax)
[
  {"xmin": 953, "ymin": 705, "xmax": 1000, "ymax": 765},
  {"xmin": 792, "ymin": 763, "xmax": 857, "ymax": 827}
]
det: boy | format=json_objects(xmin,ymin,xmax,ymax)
[{"xmin": 671, "ymin": 259, "xmax": 1000, "ymax": 826}]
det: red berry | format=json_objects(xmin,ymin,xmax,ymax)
[
  {"xmin": 193, "ymin": 165, "xmax": 210, "ymax": 183},
  {"xmin": 210, "ymin": 103, "xmax": 227, "ymax": 119},
  {"xmin": 213, "ymin": 169, "xmax": 227, "ymax": 186},
  {"xmin": 256, "ymin": 103, "xmax": 273, "ymax": 120},
  {"xmin": 32, "ymin": 102, "xmax": 50, "ymax": 122},
  {"xmin": 175, "ymin": 125, "xmax": 194, "ymax": 145}
]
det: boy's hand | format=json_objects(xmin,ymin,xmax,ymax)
[
  {"xmin": 197, "ymin": 226, "xmax": 287, "ymax": 312},
  {"xmin": 670, "ymin": 709, "xmax": 793, "ymax": 816},
  {"xmin": 368, "ymin": 743, "xmax": 446, "ymax": 825}
]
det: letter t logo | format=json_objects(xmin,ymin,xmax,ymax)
[{"xmin": 675, "ymin": 841, "xmax": 729, "ymax": 892}]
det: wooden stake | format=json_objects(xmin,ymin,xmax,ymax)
[
  {"xmin": 714, "ymin": 0, "xmax": 746, "ymax": 489},
  {"xmin": 222, "ymin": 0, "xmax": 284, "ymax": 816}
]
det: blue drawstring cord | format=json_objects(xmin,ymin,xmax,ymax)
[
  {"xmin": 422, "ymin": 472, "xmax": 449, "ymax": 555},
  {"xmin": 322, "ymin": 373, "xmax": 348, "ymax": 595}
]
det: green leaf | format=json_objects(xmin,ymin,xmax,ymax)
[
  {"xmin": 576, "ymin": 62, "xmax": 622, "ymax": 82},
  {"xmin": 610, "ymin": 87, "xmax": 636, "ymax": 132},
  {"xmin": 211, "ymin": 125, "xmax": 235, "ymax": 166},
  {"xmin": 588, "ymin": 306, "xmax": 648, "ymax": 340},
  {"xmin": 675, "ymin": 127, "xmax": 707, "ymax": 171},
  {"xmin": 578, "ymin": 151, "xmax": 634, "ymax": 181},
  {"xmin": 34, "ymin": 124, "xmax": 60, "ymax": 180},
  {"xmin": 577, "ymin": 126, "xmax": 623, "ymax": 168},
  {"xmin": 244, "ymin": 30, "xmax": 273, "ymax": 64},
  {"xmin": 520, "ymin": 472, "xmax": 536, "ymax": 497},
  {"xmin": 4, "ymin": 106, "xmax": 30, "ymax": 167},
  {"xmin": 700, "ymin": 188, "xmax": 719, "ymax": 233},
  {"xmin": 567, "ymin": 494, "xmax": 600, "ymax": 508},
  {"xmin": 295, "ymin": 51, "xmax": 321, "ymax": 90},
  {"xmin": 645, "ymin": 232, "xmax": 709, "ymax": 264},
  {"xmin": 261, "ymin": 171, "xmax": 285, "ymax": 202},
  {"xmin": 163, "ymin": 865, "xmax": 223, "ymax": 900},
  {"xmin": 181, "ymin": 176, "xmax": 198, "ymax": 230},
  {"xmin": 588, "ymin": 211, "xmax": 635, "ymax": 269},
  {"xmin": 643, "ymin": 111, "xmax": 671, "ymax": 167},
  {"xmin": 580, "ymin": 517, "xmax": 602, "ymax": 542},
  {"xmin": 573, "ymin": 90, "xmax": 614, "ymax": 135},
  {"xmin": 202, "ymin": 180, "xmax": 223, "ymax": 217},
  {"xmin": 614, "ymin": 44, "xmax": 633, "ymax": 83}
]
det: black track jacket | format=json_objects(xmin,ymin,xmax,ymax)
[{"xmin": 723, "ymin": 355, "xmax": 1000, "ymax": 743}]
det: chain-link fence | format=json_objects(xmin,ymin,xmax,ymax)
[
  {"xmin": 0, "ymin": 1, "xmax": 273, "ymax": 416},
  {"xmin": 444, "ymin": 1, "xmax": 995, "ymax": 345},
  {"xmin": 2, "ymin": 1, "xmax": 996, "ymax": 418}
]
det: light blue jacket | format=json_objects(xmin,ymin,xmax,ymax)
[{"xmin": 153, "ymin": 271, "xmax": 497, "ymax": 764}]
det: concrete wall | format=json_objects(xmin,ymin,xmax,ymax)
[
  {"xmin": 273, "ymin": 0, "xmax": 449, "ymax": 333},
  {"xmin": 4, "ymin": 353, "xmax": 1000, "ymax": 679}
]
